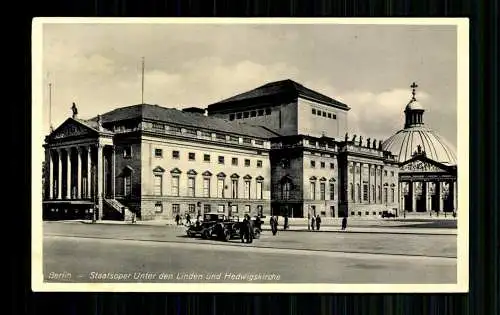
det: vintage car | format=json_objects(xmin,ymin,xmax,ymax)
[
  {"xmin": 381, "ymin": 210, "xmax": 397, "ymax": 218},
  {"xmin": 186, "ymin": 213, "xmax": 226, "ymax": 238}
]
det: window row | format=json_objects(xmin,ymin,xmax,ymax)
[
  {"xmin": 153, "ymin": 175, "xmax": 264, "ymax": 199},
  {"xmin": 310, "ymin": 160, "xmax": 335, "ymax": 169},
  {"xmin": 348, "ymin": 166, "xmax": 396, "ymax": 177},
  {"xmin": 158, "ymin": 203, "xmax": 264, "ymax": 216},
  {"xmin": 349, "ymin": 183, "xmax": 396, "ymax": 203},
  {"xmin": 306, "ymin": 182, "xmax": 336, "ymax": 200},
  {"xmin": 228, "ymin": 108, "xmax": 272, "ymax": 121},
  {"xmin": 154, "ymin": 149, "xmax": 263, "ymax": 167},
  {"xmin": 311, "ymin": 108, "xmax": 337, "ymax": 119}
]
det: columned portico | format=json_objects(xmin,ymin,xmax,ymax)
[{"xmin": 57, "ymin": 149, "xmax": 63, "ymax": 200}]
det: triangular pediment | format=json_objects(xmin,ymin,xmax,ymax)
[
  {"xmin": 49, "ymin": 118, "xmax": 98, "ymax": 141},
  {"xmin": 400, "ymin": 155, "xmax": 454, "ymax": 173},
  {"xmin": 153, "ymin": 166, "xmax": 165, "ymax": 173}
]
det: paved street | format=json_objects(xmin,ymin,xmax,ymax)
[{"xmin": 42, "ymin": 221, "xmax": 457, "ymax": 284}]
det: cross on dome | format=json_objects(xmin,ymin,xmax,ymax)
[{"xmin": 410, "ymin": 82, "xmax": 418, "ymax": 101}]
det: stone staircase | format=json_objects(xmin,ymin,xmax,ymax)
[{"xmin": 103, "ymin": 198, "xmax": 134, "ymax": 221}]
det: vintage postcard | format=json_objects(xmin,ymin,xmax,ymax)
[{"xmin": 32, "ymin": 18, "xmax": 469, "ymax": 292}]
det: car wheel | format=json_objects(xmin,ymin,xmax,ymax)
[
  {"xmin": 201, "ymin": 230, "xmax": 209, "ymax": 239},
  {"xmin": 253, "ymin": 230, "xmax": 261, "ymax": 239},
  {"xmin": 224, "ymin": 230, "xmax": 231, "ymax": 242}
]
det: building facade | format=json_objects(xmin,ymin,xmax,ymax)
[{"xmin": 42, "ymin": 79, "xmax": 455, "ymax": 221}]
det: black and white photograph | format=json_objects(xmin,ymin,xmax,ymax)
[{"xmin": 32, "ymin": 18, "xmax": 469, "ymax": 292}]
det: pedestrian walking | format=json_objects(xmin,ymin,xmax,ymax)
[
  {"xmin": 186, "ymin": 213, "xmax": 191, "ymax": 226},
  {"xmin": 270, "ymin": 216, "xmax": 278, "ymax": 236},
  {"xmin": 341, "ymin": 216, "xmax": 347, "ymax": 231},
  {"xmin": 311, "ymin": 215, "xmax": 316, "ymax": 231},
  {"xmin": 307, "ymin": 213, "xmax": 311, "ymax": 231},
  {"xmin": 175, "ymin": 214, "xmax": 180, "ymax": 225},
  {"xmin": 316, "ymin": 214, "xmax": 321, "ymax": 231}
]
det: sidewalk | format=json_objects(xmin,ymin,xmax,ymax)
[{"xmin": 55, "ymin": 219, "xmax": 456, "ymax": 235}]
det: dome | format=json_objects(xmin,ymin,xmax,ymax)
[
  {"xmin": 405, "ymin": 99, "xmax": 424, "ymax": 111},
  {"xmin": 382, "ymin": 126, "xmax": 457, "ymax": 164}
]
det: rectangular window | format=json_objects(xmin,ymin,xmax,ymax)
[
  {"xmin": 123, "ymin": 146, "xmax": 132, "ymax": 158},
  {"xmin": 229, "ymin": 114, "xmax": 235, "ymax": 120},
  {"xmin": 312, "ymin": 109, "xmax": 316, "ymax": 115},
  {"xmin": 155, "ymin": 202, "xmax": 163, "ymax": 213},
  {"xmin": 188, "ymin": 204, "xmax": 196, "ymax": 214},
  {"xmin": 171, "ymin": 176, "xmax": 179, "ymax": 196},
  {"xmin": 203, "ymin": 154, "xmax": 210, "ymax": 162},
  {"xmin": 244, "ymin": 159, "xmax": 251, "ymax": 167},
  {"xmin": 231, "ymin": 157, "xmax": 238, "ymax": 166},
  {"xmin": 188, "ymin": 152, "xmax": 195, "ymax": 161},
  {"xmin": 330, "ymin": 163, "xmax": 335, "ymax": 169},
  {"xmin": 257, "ymin": 110, "xmax": 264, "ymax": 116},
  {"xmin": 152, "ymin": 122, "xmax": 164, "ymax": 130},
  {"xmin": 154, "ymin": 149, "xmax": 163, "ymax": 158},
  {"xmin": 153, "ymin": 174, "xmax": 162, "ymax": 196},
  {"xmin": 243, "ymin": 138, "xmax": 252, "ymax": 144},
  {"xmin": 217, "ymin": 179, "xmax": 224, "ymax": 198},
  {"xmin": 231, "ymin": 179, "xmax": 238, "ymax": 198},
  {"xmin": 330, "ymin": 183, "xmax": 335, "ymax": 200},
  {"xmin": 310, "ymin": 182, "xmax": 316, "ymax": 200},
  {"xmin": 231, "ymin": 204, "xmax": 238, "ymax": 214},
  {"xmin": 320, "ymin": 162, "xmax": 325, "ymax": 168},
  {"xmin": 203, "ymin": 178, "xmax": 210, "ymax": 197},
  {"xmin": 216, "ymin": 133, "xmax": 226, "ymax": 140},
  {"xmin": 218, "ymin": 205, "xmax": 225, "ymax": 213},
  {"xmin": 256, "ymin": 181, "xmax": 263, "ymax": 199},
  {"xmin": 256, "ymin": 160, "xmax": 263, "ymax": 168},
  {"xmin": 391, "ymin": 171, "xmax": 395, "ymax": 177},
  {"xmin": 310, "ymin": 161, "xmax": 316, "ymax": 168},
  {"xmin": 265, "ymin": 108, "xmax": 271, "ymax": 115},
  {"xmin": 320, "ymin": 183, "xmax": 326, "ymax": 200},
  {"xmin": 322, "ymin": 112, "xmax": 326, "ymax": 117},
  {"xmin": 243, "ymin": 112, "xmax": 249, "ymax": 118},
  {"xmin": 391, "ymin": 188, "xmax": 395, "ymax": 203},
  {"xmin": 172, "ymin": 204, "xmax": 180, "ymax": 214},
  {"xmin": 281, "ymin": 182, "xmax": 290, "ymax": 200},
  {"xmin": 332, "ymin": 114, "xmax": 337, "ymax": 119},
  {"xmin": 327, "ymin": 113, "xmax": 332, "ymax": 118},
  {"xmin": 244, "ymin": 181, "xmax": 251, "ymax": 199},
  {"xmin": 250, "ymin": 111, "xmax": 257, "ymax": 117},
  {"xmin": 124, "ymin": 175, "xmax": 131, "ymax": 197},
  {"xmin": 363, "ymin": 184, "xmax": 368, "ymax": 201},
  {"xmin": 245, "ymin": 205, "xmax": 251, "ymax": 213},
  {"xmin": 255, "ymin": 140, "xmax": 264, "ymax": 145},
  {"xmin": 172, "ymin": 151, "xmax": 180, "ymax": 159},
  {"xmin": 236, "ymin": 113, "xmax": 242, "ymax": 119},
  {"xmin": 218, "ymin": 156, "xmax": 225, "ymax": 164},
  {"xmin": 187, "ymin": 177, "xmax": 195, "ymax": 197},
  {"xmin": 317, "ymin": 110, "xmax": 322, "ymax": 116},
  {"xmin": 203, "ymin": 204, "xmax": 211, "ymax": 213}
]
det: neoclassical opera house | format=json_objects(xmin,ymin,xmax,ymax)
[{"xmin": 382, "ymin": 83, "xmax": 458, "ymax": 216}]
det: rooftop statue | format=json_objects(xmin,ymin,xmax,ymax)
[
  {"xmin": 352, "ymin": 134, "xmax": 357, "ymax": 143},
  {"xmin": 372, "ymin": 139, "xmax": 377, "ymax": 149},
  {"xmin": 367, "ymin": 138, "xmax": 371, "ymax": 148},
  {"xmin": 71, "ymin": 102, "xmax": 78, "ymax": 119},
  {"xmin": 345, "ymin": 132, "xmax": 348, "ymax": 142},
  {"xmin": 359, "ymin": 136, "xmax": 363, "ymax": 146},
  {"xmin": 378, "ymin": 140, "xmax": 383, "ymax": 150}
]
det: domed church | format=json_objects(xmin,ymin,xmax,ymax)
[{"xmin": 382, "ymin": 82, "xmax": 458, "ymax": 216}]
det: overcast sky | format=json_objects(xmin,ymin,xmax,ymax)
[{"xmin": 40, "ymin": 22, "xmax": 458, "ymax": 146}]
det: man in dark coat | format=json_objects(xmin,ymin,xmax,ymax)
[
  {"xmin": 240, "ymin": 214, "xmax": 253, "ymax": 243},
  {"xmin": 311, "ymin": 215, "xmax": 316, "ymax": 231},
  {"xmin": 284, "ymin": 214, "xmax": 289, "ymax": 231},
  {"xmin": 186, "ymin": 213, "xmax": 191, "ymax": 226},
  {"xmin": 270, "ymin": 216, "xmax": 278, "ymax": 236},
  {"xmin": 316, "ymin": 214, "xmax": 322, "ymax": 231},
  {"xmin": 341, "ymin": 216, "xmax": 347, "ymax": 231},
  {"xmin": 175, "ymin": 214, "xmax": 180, "ymax": 225}
]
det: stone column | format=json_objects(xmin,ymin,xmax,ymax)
[
  {"xmin": 66, "ymin": 148, "xmax": 72, "ymax": 199},
  {"xmin": 367, "ymin": 164, "xmax": 371, "ymax": 204},
  {"xmin": 351, "ymin": 162, "xmax": 355, "ymax": 202},
  {"xmin": 77, "ymin": 147, "xmax": 82, "ymax": 199},
  {"xmin": 453, "ymin": 180, "xmax": 457, "ymax": 213},
  {"xmin": 112, "ymin": 147, "xmax": 116, "ymax": 198},
  {"xmin": 48, "ymin": 149, "xmax": 54, "ymax": 199},
  {"xmin": 359, "ymin": 163, "xmax": 362, "ymax": 203},
  {"xmin": 57, "ymin": 149, "xmax": 63, "ymax": 199},
  {"xmin": 87, "ymin": 146, "xmax": 92, "ymax": 199},
  {"xmin": 438, "ymin": 181, "xmax": 444, "ymax": 212},
  {"xmin": 410, "ymin": 182, "xmax": 416, "ymax": 212},
  {"xmin": 97, "ymin": 144, "xmax": 104, "ymax": 220}
]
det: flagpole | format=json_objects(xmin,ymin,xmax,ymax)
[
  {"xmin": 49, "ymin": 82, "xmax": 53, "ymax": 132},
  {"xmin": 141, "ymin": 57, "xmax": 145, "ymax": 104}
]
